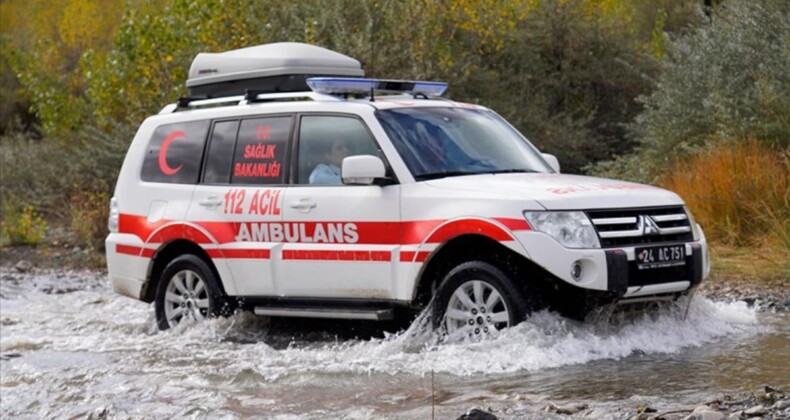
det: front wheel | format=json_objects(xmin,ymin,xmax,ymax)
[
  {"xmin": 154, "ymin": 254, "xmax": 225, "ymax": 330},
  {"xmin": 433, "ymin": 261, "xmax": 530, "ymax": 340}
]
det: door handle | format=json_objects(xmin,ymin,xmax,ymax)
[
  {"xmin": 198, "ymin": 196, "xmax": 223, "ymax": 209},
  {"xmin": 289, "ymin": 198, "xmax": 317, "ymax": 212}
]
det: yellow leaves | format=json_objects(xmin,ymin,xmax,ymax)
[
  {"xmin": 1, "ymin": 0, "xmax": 127, "ymax": 136},
  {"xmin": 445, "ymin": 0, "xmax": 535, "ymax": 52},
  {"xmin": 1, "ymin": 200, "xmax": 48, "ymax": 247},
  {"xmin": 60, "ymin": 0, "xmax": 101, "ymax": 52}
]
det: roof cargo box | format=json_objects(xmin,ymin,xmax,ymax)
[{"xmin": 186, "ymin": 42, "xmax": 364, "ymax": 98}]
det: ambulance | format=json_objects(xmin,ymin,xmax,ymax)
[{"xmin": 106, "ymin": 43, "xmax": 709, "ymax": 336}]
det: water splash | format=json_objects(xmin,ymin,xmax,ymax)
[{"xmin": 1, "ymin": 269, "xmax": 780, "ymax": 418}]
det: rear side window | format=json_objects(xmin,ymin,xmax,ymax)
[
  {"xmin": 141, "ymin": 121, "xmax": 210, "ymax": 184},
  {"xmin": 203, "ymin": 120, "xmax": 239, "ymax": 184},
  {"xmin": 231, "ymin": 116, "xmax": 291, "ymax": 185}
]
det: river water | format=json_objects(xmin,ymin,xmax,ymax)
[{"xmin": 1, "ymin": 268, "xmax": 788, "ymax": 419}]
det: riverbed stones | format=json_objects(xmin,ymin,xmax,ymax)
[
  {"xmin": 681, "ymin": 406, "xmax": 726, "ymax": 420},
  {"xmin": 546, "ymin": 402, "xmax": 589, "ymax": 415},
  {"xmin": 772, "ymin": 400, "xmax": 789, "ymax": 410},
  {"xmin": 743, "ymin": 405, "xmax": 767, "ymax": 416}
]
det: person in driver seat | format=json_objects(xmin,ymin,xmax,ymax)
[{"xmin": 309, "ymin": 138, "xmax": 351, "ymax": 184}]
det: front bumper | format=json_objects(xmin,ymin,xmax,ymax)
[
  {"xmin": 514, "ymin": 228, "xmax": 710, "ymax": 301},
  {"xmin": 604, "ymin": 243, "xmax": 705, "ymax": 302}
]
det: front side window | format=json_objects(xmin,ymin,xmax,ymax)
[
  {"xmin": 141, "ymin": 120, "xmax": 210, "ymax": 184},
  {"xmin": 376, "ymin": 108, "xmax": 552, "ymax": 180},
  {"xmin": 297, "ymin": 115, "xmax": 379, "ymax": 185},
  {"xmin": 231, "ymin": 116, "xmax": 292, "ymax": 185}
]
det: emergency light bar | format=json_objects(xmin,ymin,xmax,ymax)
[{"xmin": 306, "ymin": 77, "xmax": 448, "ymax": 97}]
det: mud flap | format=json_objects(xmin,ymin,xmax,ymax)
[{"xmin": 605, "ymin": 249, "xmax": 629, "ymax": 297}]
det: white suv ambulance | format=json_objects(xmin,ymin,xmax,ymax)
[{"xmin": 106, "ymin": 43, "xmax": 710, "ymax": 336}]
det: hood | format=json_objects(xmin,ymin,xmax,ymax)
[{"xmin": 424, "ymin": 173, "xmax": 684, "ymax": 210}]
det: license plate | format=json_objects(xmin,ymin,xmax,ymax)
[{"xmin": 635, "ymin": 245, "xmax": 686, "ymax": 270}]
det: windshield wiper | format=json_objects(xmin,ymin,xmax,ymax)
[
  {"xmin": 483, "ymin": 169, "xmax": 540, "ymax": 174},
  {"xmin": 415, "ymin": 171, "xmax": 479, "ymax": 181},
  {"xmin": 415, "ymin": 169, "xmax": 540, "ymax": 180}
]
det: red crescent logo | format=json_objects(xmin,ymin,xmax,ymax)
[{"xmin": 159, "ymin": 130, "xmax": 186, "ymax": 175}]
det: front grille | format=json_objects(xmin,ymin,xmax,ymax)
[{"xmin": 587, "ymin": 206, "xmax": 693, "ymax": 248}]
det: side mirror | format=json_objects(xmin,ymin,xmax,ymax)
[
  {"xmin": 542, "ymin": 153, "xmax": 561, "ymax": 173},
  {"xmin": 342, "ymin": 155, "xmax": 386, "ymax": 185}
]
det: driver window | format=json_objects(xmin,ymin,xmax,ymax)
[{"xmin": 297, "ymin": 116, "xmax": 378, "ymax": 185}]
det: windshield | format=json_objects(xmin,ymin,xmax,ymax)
[{"xmin": 376, "ymin": 107, "xmax": 553, "ymax": 180}]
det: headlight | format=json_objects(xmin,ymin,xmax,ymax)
[
  {"xmin": 523, "ymin": 211, "xmax": 600, "ymax": 249},
  {"xmin": 684, "ymin": 206, "xmax": 701, "ymax": 241}
]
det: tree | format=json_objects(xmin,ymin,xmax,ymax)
[{"xmin": 602, "ymin": 0, "xmax": 790, "ymax": 181}]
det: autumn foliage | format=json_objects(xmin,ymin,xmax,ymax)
[
  {"xmin": 1, "ymin": 0, "xmax": 788, "ymax": 264},
  {"xmin": 659, "ymin": 140, "xmax": 790, "ymax": 249}
]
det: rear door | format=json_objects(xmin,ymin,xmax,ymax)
[
  {"xmin": 187, "ymin": 115, "xmax": 293, "ymax": 296},
  {"xmin": 278, "ymin": 114, "xmax": 401, "ymax": 299}
]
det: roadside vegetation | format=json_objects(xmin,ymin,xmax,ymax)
[{"xmin": 1, "ymin": 0, "xmax": 788, "ymax": 279}]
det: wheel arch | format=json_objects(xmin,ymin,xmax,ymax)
[
  {"xmin": 140, "ymin": 240, "xmax": 225, "ymax": 303},
  {"xmin": 412, "ymin": 234, "xmax": 545, "ymax": 309}
]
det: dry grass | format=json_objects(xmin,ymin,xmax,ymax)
[
  {"xmin": 659, "ymin": 140, "xmax": 790, "ymax": 282},
  {"xmin": 709, "ymin": 244, "xmax": 790, "ymax": 283}
]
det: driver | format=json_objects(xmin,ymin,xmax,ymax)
[{"xmin": 309, "ymin": 138, "xmax": 350, "ymax": 184}]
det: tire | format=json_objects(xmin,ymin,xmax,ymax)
[
  {"xmin": 154, "ymin": 254, "xmax": 227, "ymax": 330},
  {"xmin": 432, "ymin": 261, "xmax": 530, "ymax": 340}
]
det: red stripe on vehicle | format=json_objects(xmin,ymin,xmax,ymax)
[
  {"xmin": 148, "ymin": 224, "xmax": 214, "ymax": 244},
  {"xmin": 402, "ymin": 220, "xmax": 444, "ymax": 244},
  {"xmin": 118, "ymin": 214, "xmax": 527, "ymax": 247},
  {"xmin": 493, "ymin": 217, "xmax": 531, "ymax": 231},
  {"xmin": 116, "ymin": 244, "xmax": 143, "ymax": 256},
  {"xmin": 425, "ymin": 219, "xmax": 515, "ymax": 243},
  {"xmin": 282, "ymin": 250, "xmax": 391, "ymax": 262},
  {"xmin": 399, "ymin": 251, "xmax": 431, "ymax": 262},
  {"xmin": 119, "ymin": 214, "xmax": 167, "ymax": 242},
  {"xmin": 218, "ymin": 249, "xmax": 271, "ymax": 259}
]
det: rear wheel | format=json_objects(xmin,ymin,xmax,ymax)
[
  {"xmin": 154, "ymin": 254, "xmax": 225, "ymax": 330},
  {"xmin": 433, "ymin": 261, "xmax": 530, "ymax": 340}
]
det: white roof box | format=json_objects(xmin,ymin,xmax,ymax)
[{"xmin": 186, "ymin": 42, "xmax": 364, "ymax": 98}]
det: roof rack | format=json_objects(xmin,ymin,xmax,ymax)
[{"xmin": 159, "ymin": 90, "xmax": 343, "ymax": 114}]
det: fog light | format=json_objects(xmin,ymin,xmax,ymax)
[{"xmin": 570, "ymin": 261, "xmax": 583, "ymax": 281}]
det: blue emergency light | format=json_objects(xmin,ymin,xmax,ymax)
[{"xmin": 306, "ymin": 77, "xmax": 448, "ymax": 97}]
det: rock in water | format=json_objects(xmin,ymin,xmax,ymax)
[
  {"xmin": 743, "ymin": 405, "xmax": 767, "ymax": 416},
  {"xmin": 13, "ymin": 260, "xmax": 33, "ymax": 273},
  {"xmin": 457, "ymin": 408, "xmax": 498, "ymax": 420},
  {"xmin": 545, "ymin": 402, "xmax": 589, "ymax": 415}
]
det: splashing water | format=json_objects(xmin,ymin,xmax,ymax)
[{"xmin": 1, "ymin": 269, "xmax": 784, "ymax": 419}]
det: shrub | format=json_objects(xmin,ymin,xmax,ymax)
[
  {"xmin": 1, "ymin": 196, "xmax": 48, "ymax": 246},
  {"xmin": 0, "ymin": 121, "xmax": 131, "ymax": 218},
  {"xmin": 593, "ymin": 0, "xmax": 790, "ymax": 182},
  {"xmin": 0, "ymin": 132, "xmax": 68, "ymax": 218},
  {"xmin": 69, "ymin": 187, "xmax": 109, "ymax": 251},
  {"xmin": 658, "ymin": 140, "xmax": 790, "ymax": 249}
]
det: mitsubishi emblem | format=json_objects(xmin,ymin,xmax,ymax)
[{"xmin": 638, "ymin": 215, "xmax": 662, "ymax": 236}]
